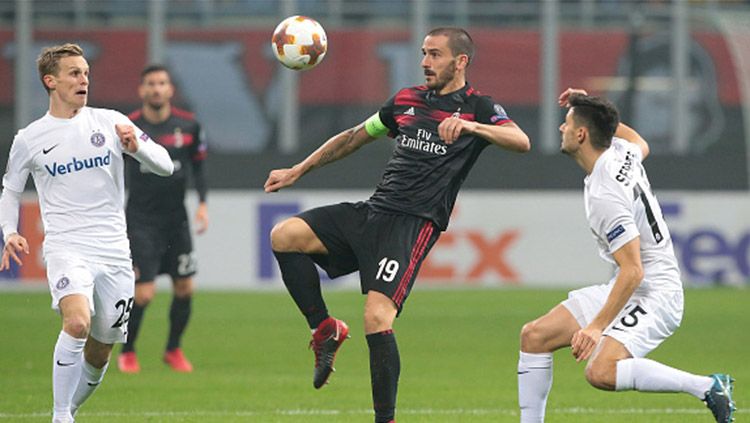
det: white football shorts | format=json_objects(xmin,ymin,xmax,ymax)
[
  {"xmin": 46, "ymin": 254, "xmax": 135, "ymax": 344},
  {"xmin": 562, "ymin": 282, "xmax": 684, "ymax": 358}
]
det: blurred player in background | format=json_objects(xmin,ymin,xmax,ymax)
[
  {"xmin": 117, "ymin": 65, "xmax": 208, "ymax": 374},
  {"xmin": 516, "ymin": 88, "xmax": 735, "ymax": 423},
  {"xmin": 0, "ymin": 43, "xmax": 173, "ymax": 423},
  {"xmin": 265, "ymin": 28, "xmax": 530, "ymax": 423}
]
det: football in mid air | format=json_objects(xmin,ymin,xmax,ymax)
[{"xmin": 271, "ymin": 15, "xmax": 327, "ymax": 71}]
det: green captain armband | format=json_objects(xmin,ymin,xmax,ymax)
[{"xmin": 364, "ymin": 113, "xmax": 389, "ymax": 137}]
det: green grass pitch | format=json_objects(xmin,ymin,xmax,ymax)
[{"xmin": 0, "ymin": 288, "xmax": 746, "ymax": 422}]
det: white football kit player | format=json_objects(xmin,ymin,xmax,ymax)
[
  {"xmin": 0, "ymin": 106, "xmax": 173, "ymax": 343},
  {"xmin": 562, "ymin": 137, "xmax": 684, "ymax": 357}
]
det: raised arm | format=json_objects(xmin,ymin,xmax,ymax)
[
  {"xmin": 264, "ymin": 121, "xmax": 377, "ymax": 193},
  {"xmin": 615, "ymin": 122, "xmax": 649, "ymax": 160},
  {"xmin": 559, "ymin": 87, "xmax": 649, "ymax": 160},
  {"xmin": 116, "ymin": 123, "xmax": 174, "ymax": 176},
  {"xmin": 438, "ymin": 117, "xmax": 530, "ymax": 152}
]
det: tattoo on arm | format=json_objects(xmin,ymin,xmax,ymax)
[
  {"xmin": 316, "ymin": 127, "xmax": 360, "ymax": 167},
  {"xmin": 319, "ymin": 150, "xmax": 336, "ymax": 166}
]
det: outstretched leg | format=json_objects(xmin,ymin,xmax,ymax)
[
  {"xmin": 587, "ymin": 337, "xmax": 734, "ymax": 423},
  {"xmin": 585, "ymin": 339, "xmax": 734, "ymax": 422}
]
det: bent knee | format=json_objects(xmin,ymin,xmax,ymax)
[
  {"xmin": 520, "ymin": 320, "xmax": 549, "ymax": 352},
  {"xmin": 270, "ymin": 218, "xmax": 321, "ymax": 253},
  {"xmin": 585, "ymin": 360, "xmax": 617, "ymax": 391},
  {"xmin": 270, "ymin": 218, "xmax": 299, "ymax": 251},
  {"xmin": 63, "ymin": 316, "xmax": 91, "ymax": 339}
]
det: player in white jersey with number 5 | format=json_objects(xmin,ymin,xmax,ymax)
[
  {"xmin": 0, "ymin": 43, "xmax": 174, "ymax": 423},
  {"xmin": 515, "ymin": 89, "xmax": 735, "ymax": 423}
]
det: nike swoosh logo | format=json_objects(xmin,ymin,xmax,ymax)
[
  {"xmin": 87, "ymin": 382, "xmax": 100, "ymax": 386},
  {"xmin": 56, "ymin": 360, "xmax": 75, "ymax": 367},
  {"xmin": 43, "ymin": 144, "xmax": 59, "ymax": 154},
  {"xmin": 517, "ymin": 366, "xmax": 551, "ymax": 375},
  {"xmin": 333, "ymin": 326, "xmax": 341, "ymax": 342}
]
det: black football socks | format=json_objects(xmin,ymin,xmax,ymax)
[
  {"xmin": 273, "ymin": 251, "xmax": 329, "ymax": 329},
  {"xmin": 367, "ymin": 330, "xmax": 400, "ymax": 423},
  {"xmin": 122, "ymin": 303, "xmax": 146, "ymax": 353},
  {"xmin": 167, "ymin": 295, "xmax": 192, "ymax": 351}
]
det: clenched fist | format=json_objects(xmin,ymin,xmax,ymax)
[{"xmin": 116, "ymin": 124, "xmax": 139, "ymax": 153}]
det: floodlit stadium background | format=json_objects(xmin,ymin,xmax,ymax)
[
  {"xmin": 1, "ymin": 0, "xmax": 749, "ymax": 289},
  {"xmin": 1, "ymin": 2, "xmax": 748, "ymax": 422}
]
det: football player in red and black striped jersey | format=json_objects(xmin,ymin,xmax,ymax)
[{"xmin": 265, "ymin": 28, "xmax": 530, "ymax": 423}]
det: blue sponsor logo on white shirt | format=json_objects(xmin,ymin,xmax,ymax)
[
  {"xmin": 44, "ymin": 151, "xmax": 111, "ymax": 177},
  {"xmin": 607, "ymin": 224, "xmax": 626, "ymax": 243}
]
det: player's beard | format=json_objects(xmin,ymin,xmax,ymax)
[
  {"xmin": 426, "ymin": 60, "xmax": 457, "ymax": 91},
  {"xmin": 560, "ymin": 135, "xmax": 577, "ymax": 156},
  {"xmin": 146, "ymin": 98, "xmax": 167, "ymax": 111}
]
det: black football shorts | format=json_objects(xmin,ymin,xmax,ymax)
[
  {"xmin": 298, "ymin": 201, "xmax": 440, "ymax": 312},
  {"xmin": 127, "ymin": 209, "xmax": 196, "ymax": 283}
]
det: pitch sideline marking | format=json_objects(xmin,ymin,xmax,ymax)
[{"xmin": 0, "ymin": 407, "xmax": 726, "ymax": 419}]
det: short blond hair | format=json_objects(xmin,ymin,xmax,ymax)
[{"xmin": 36, "ymin": 43, "xmax": 84, "ymax": 93}]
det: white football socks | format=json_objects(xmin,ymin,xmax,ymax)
[
  {"xmin": 52, "ymin": 331, "xmax": 86, "ymax": 422},
  {"xmin": 518, "ymin": 351, "xmax": 554, "ymax": 423},
  {"xmin": 616, "ymin": 358, "xmax": 713, "ymax": 398},
  {"xmin": 71, "ymin": 359, "xmax": 109, "ymax": 416}
]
